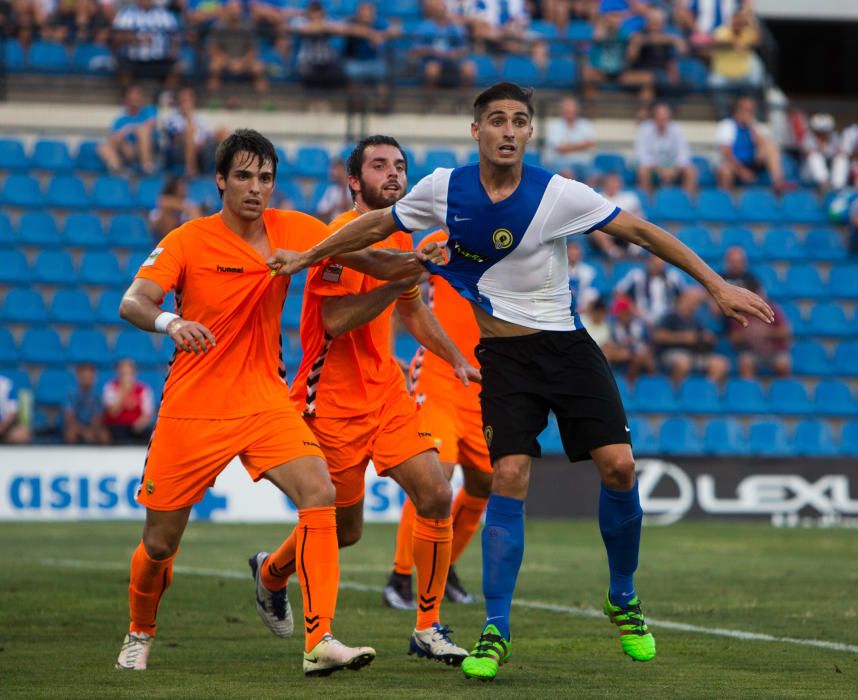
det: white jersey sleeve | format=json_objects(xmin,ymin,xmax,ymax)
[
  {"xmin": 391, "ymin": 169, "xmax": 451, "ymax": 233},
  {"xmin": 539, "ymin": 179, "xmax": 619, "ymax": 242}
]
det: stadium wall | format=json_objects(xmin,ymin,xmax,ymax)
[{"xmin": 1, "ymin": 448, "xmax": 855, "ymax": 527}]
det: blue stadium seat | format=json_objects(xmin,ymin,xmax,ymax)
[
  {"xmin": 567, "ymin": 20, "xmax": 594, "ymax": 42},
  {"xmin": 782, "ymin": 190, "xmax": 825, "ymax": 224},
  {"xmin": 63, "ymin": 213, "xmax": 105, "ymax": 248},
  {"xmin": 768, "ymin": 378, "xmax": 812, "ymax": 415},
  {"xmin": 155, "ymin": 335, "xmax": 176, "ymax": 364},
  {"xmin": 19, "ymin": 328, "xmax": 65, "ymax": 365},
  {"xmin": 32, "ymin": 250, "xmax": 77, "ymax": 286},
  {"xmin": 1, "ymin": 174, "xmax": 43, "ymax": 207},
  {"xmin": 736, "ymin": 188, "xmax": 782, "ymax": 223},
  {"xmin": 778, "ymin": 301, "xmax": 808, "ymax": 336},
  {"xmin": 17, "ymin": 212, "xmax": 61, "ymax": 246},
  {"xmin": 828, "ymin": 264, "xmax": 858, "ymax": 299},
  {"xmin": 108, "ymin": 214, "xmax": 152, "ymax": 250},
  {"xmin": 697, "ymin": 189, "xmax": 736, "ymax": 223},
  {"xmin": 678, "ymin": 57, "xmax": 708, "ymax": 91},
  {"xmin": 840, "ymin": 421, "xmax": 858, "ymax": 456},
  {"xmin": 723, "ymin": 378, "xmax": 767, "ymax": 414},
  {"xmin": 4, "ymin": 39, "xmax": 25, "ymax": 73},
  {"xmin": 35, "ymin": 368, "xmax": 77, "ymax": 408},
  {"xmin": 2, "ymin": 370, "xmax": 31, "ymax": 396},
  {"xmin": 676, "ymin": 226, "xmax": 717, "ymax": 259},
  {"xmin": 651, "ymin": 187, "xmax": 695, "ymax": 222},
  {"xmin": 0, "ymin": 137, "xmax": 28, "ymax": 169},
  {"xmin": 1, "ymin": 288, "xmax": 48, "ymax": 323},
  {"xmin": 791, "ymin": 420, "xmax": 838, "ymax": 457},
  {"xmin": 49, "ymin": 289, "xmax": 95, "ymax": 325},
  {"xmin": 187, "ymin": 178, "xmax": 220, "ymax": 209},
  {"xmin": 814, "ymin": 380, "xmax": 855, "ymax": 417},
  {"xmin": 94, "ymin": 291, "xmax": 124, "ymax": 325},
  {"xmin": 46, "ymin": 174, "xmax": 90, "ymax": 209},
  {"xmin": 592, "ymin": 152, "xmax": 627, "ymax": 176},
  {"xmin": 292, "ymin": 146, "xmax": 330, "ymax": 179},
  {"xmin": 113, "ymin": 329, "xmax": 159, "ymax": 366},
  {"xmin": 124, "ymin": 251, "xmax": 151, "ymax": 280},
  {"xmin": 91, "ymin": 175, "xmax": 134, "ymax": 210},
  {"xmin": 803, "ymin": 228, "xmax": 846, "ymax": 261},
  {"xmin": 499, "ymin": 56, "xmax": 541, "ymax": 85},
  {"xmin": 395, "ymin": 334, "xmax": 419, "ymax": 361},
  {"xmin": 28, "ymin": 41, "xmax": 69, "ymax": 72},
  {"xmin": 75, "ymin": 140, "xmax": 107, "ymax": 172},
  {"xmin": 658, "ymin": 417, "xmax": 702, "ymax": 455},
  {"xmin": 0, "ymin": 328, "xmax": 16, "ymax": 365},
  {"xmin": 677, "ymin": 377, "xmax": 722, "ymax": 413},
  {"xmin": 31, "ymin": 139, "xmax": 74, "ymax": 171},
  {"xmin": 471, "ymin": 54, "xmax": 498, "ymax": 86},
  {"xmin": 0, "ymin": 249, "xmax": 31, "ymax": 285},
  {"xmin": 691, "ymin": 155, "xmax": 715, "ymax": 187},
  {"xmin": 703, "ymin": 418, "xmax": 747, "ymax": 455},
  {"xmin": 67, "ymin": 329, "xmax": 111, "ymax": 366},
  {"xmin": 762, "ymin": 228, "xmax": 803, "ymax": 261},
  {"xmin": 0, "ymin": 213, "xmax": 14, "ymax": 248},
  {"xmin": 748, "ymin": 419, "xmax": 791, "ymax": 456},
  {"xmin": 628, "ymin": 417, "xmax": 658, "ymax": 454},
  {"xmin": 422, "ymin": 148, "xmax": 458, "ymax": 172},
  {"xmin": 545, "ymin": 58, "xmax": 577, "ymax": 88},
  {"xmin": 136, "ymin": 176, "xmax": 164, "ymax": 209},
  {"xmin": 790, "ymin": 340, "xmax": 831, "ymax": 376},
  {"xmin": 79, "ymin": 251, "xmax": 125, "ymax": 286},
  {"xmin": 783, "ymin": 264, "xmax": 825, "ymax": 298},
  {"xmin": 631, "ymin": 376, "xmax": 676, "ymax": 413},
  {"xmin": 71, "ymin": 43, "xmax": 114, "ymax": 74},
  {"xmin": 387, "ymin": 0, "xmax": 420, "ymax": 18},
  {"xmin": 720, "ymin": 227, "xmax": 757, "ymax": 259},
  {"xmin": 750, "ymin": 264, "xmax": 783, "ymax": 298},
  {"xmin": 276, "ymin": 181, "xmax": 307, "ymax": 212},
  {"xmin": 808, "ymin": 303, "xmax": 850, "ymax": 336}
]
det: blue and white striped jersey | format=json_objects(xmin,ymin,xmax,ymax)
[{"xmin": 391, "ymin": 163, "xmax": 619, "ymax": 331}]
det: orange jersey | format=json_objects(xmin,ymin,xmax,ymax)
[
  {"xmin": 135, "ymin": 209, "xmax": 328, "ymax": 419},
  {"xmin": 290, "ymin": 209, "xmax": 413, "ymax": 417},
  {"xmin": 410, "ymin": 231, "xmax": 481, "ymax": 399}
]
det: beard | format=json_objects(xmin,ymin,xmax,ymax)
[{"xmin": 359, "ymin": 179, "xmax": 403, "ymax": 210}]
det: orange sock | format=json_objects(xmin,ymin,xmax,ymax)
[
  {"xmin": 450, "ymin": 489, "xmax": 488, "ymax": 565},
  {"xmin": 295, "ymin": 506, "xmax": 340, "ymax": 652},
  {"xmin": 393, "ymin": 498, "xmax": 417, "ymax": 575},
  {"xmin": 413, "ymin": 515, "xmax": 452, "ymax": 630},
  {"xmin": 128, "ymin": 541, "xmax": 175, "ymax": 637},
  {"xmin": 261, "ymin": 529, "xmax": 297, "ymax": 592}
]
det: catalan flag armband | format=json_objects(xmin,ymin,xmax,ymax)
[{"xmin": 399, "ymin": 286, "xmax": 421, "ymax": 302}]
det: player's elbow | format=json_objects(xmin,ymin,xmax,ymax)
[
  {"xmin": 321, "ymin": 312, "xmax": 347, "ymax": 339},
  {"xmin": 118, "ymin": 294, "xmax": 135, "ymax": 323}
]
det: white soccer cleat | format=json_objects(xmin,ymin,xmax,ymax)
[
  {"xmin": 408, "ymin": 623, "xmax": 468, "ymax": 666},
  {"xmin": 115, "ymin": 631, "xmax": 152, "ymax": 670},
  {"xmin": 249, "ymin": 551, "xmax": 294, "ymax": 638},
  {"xmin": 302, "ymin": 634, "xmax": 376, "ymax": 677}
]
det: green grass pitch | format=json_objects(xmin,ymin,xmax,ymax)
[{"xmin": 1, "ymin": 520, "xmax": 855, "ymax": 699}]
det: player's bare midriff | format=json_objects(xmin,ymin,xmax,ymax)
[{"xmin": 470, "ymin": 302, "xmax": 540, "ymax": 338}]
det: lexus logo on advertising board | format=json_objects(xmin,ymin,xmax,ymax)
[{"xmin": 636, "ymin": 459, "xmax": 858, "ymax": 526}]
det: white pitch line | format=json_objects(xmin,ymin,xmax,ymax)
[{"xmin": 42, "ymin": 558, "xmax": 858, "ymax": 655}]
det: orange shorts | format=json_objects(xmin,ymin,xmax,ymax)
[
  {"xmin": 305, "ymin": 389, "xmax": 437, "ymax": 508},
  {"xmin": 418, "ymin": 385, "xmax": 492, "ymax": 474},
  {"xmin": 137, "ymin": 408, "xmax": 324, "ymax": 511}
]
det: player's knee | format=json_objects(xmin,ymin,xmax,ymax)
[
  {"xmin": 337, "ymin": 523, "xmax": 362, "ymax": 548},
  {"xmin": 602, "ymin": 454, "xmax": 636, "ymax": 490},
  {"xmin": 414, "ymin": 479, "xmax": 452, "ymax": 518},
  {"xmin": 142, "ymin": 534, "xmax": 179, "ymax": 561}
]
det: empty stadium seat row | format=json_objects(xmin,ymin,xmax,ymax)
[
  {"xmin": 676, "ymin": 226, "xmax": 848, "ymax": 263},
  {"xmin": 2, "ymin": 328, "xmax": 175, "ymax": 367},
  {"xmin": 0, "ymin": 212, "xmax": 153, "ymax": 250},
  {"xmin": 650, "ymin": 187, "xmax": 828, "ymax": 225},
  {"xmin": 0, "ymin": 250, "xmax": 150, "ymax": 287}
]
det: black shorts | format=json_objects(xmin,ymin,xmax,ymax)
[{"xmin": 476, "ymin": 329, "xmax": 631, "ymax": 463}]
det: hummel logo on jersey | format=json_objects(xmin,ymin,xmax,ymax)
[
  {"xmin": 453, "ymin": 215, "xmax": 472, "ymax": 222},
  {"xmin": 217, "ymin": 264, "xmax": 244, "ymax": 273}
]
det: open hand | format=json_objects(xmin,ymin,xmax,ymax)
[
  {"xmin": 453, "ymin": 361, "xmax": 482, "ymax": 387},
  {"xmin": 711, "ymin": 282, "xmax": 774, "ymax": 327},
  {"xmin": 166, "ymin": 318, "xmax": 216, "ymax": 354}
]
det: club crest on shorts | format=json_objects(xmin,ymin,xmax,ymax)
[
  {"xmin": 145, "ymin": 479, "xmax": 155, "ymax": 495},
  {"xmin": 492, "ymin": 228, "xmax": 513, "ymax": 250},
  {"xmin": 484, "ymin": 425, "xmax": 494, "ymax": 447}
]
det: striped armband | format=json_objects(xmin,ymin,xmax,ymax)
[{"xmin": 398, "ymin": 286, "xmax": 421, "ymax": 301}]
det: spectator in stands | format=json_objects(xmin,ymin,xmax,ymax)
[
  {"xmin": 567, "ymin": 239, "xmax": 599, "ymax": 313},
  {"xmin": 605, "ymin": 295, "xmax": 655, "ymax": 382},
  {"xmin": 728, "ymin": 278, "xmax": 791, "ymax": 378},
  {"xmin": 160, "ymin": 86, "xmax": 222, "ymax": 176},
  {"xmin": 97, "ymin": 84, "xmax": 158, "ymax": 174},
  {"xmin": 582, "ymin": 12, "xmax": 627, "ymax": 102},
  {"xmin": 150, "ymin": 176, "xmax": 203, "ymax": 239},
  {"xmin": 291, "ymin": 1, "xmax": 346, "ymax": 89},
  {"xmin": 102, "ymin": 358, "xmax": 155, "ymax": 444},
  {"xmin": 412, "ymin": 0, "xmax": 475, "ymax": 92},
  {"xmin": 44, "ymin": 0, "xmax": 113, "ymax": 44},
  {"xmin": 616, "ymin": 253, "xmax": 686, "ymax": 325},
  {"xmin": 63, "ymin": 364, "xmax": 109, "ymax": 445},
  {"xmin": 112, "ymin": 0, "xmax": 182, "ymax": 88},
  {"xmin": 342, "ymin": 2, "xmax": 395, "ymax": 112},
  {"xmin": 716, "ymin": 95, "xmax": 785, "ymax": 192},
  {"xmin": 543, "ymin": 97, "xmax": 596, "ymax": 180},
  {"xmin": 802, "ymin": 113, "xmax": 850, "ymax": 192},
  {"xmin": 635, "ymin": 102, "xmax": 697, "ymax": 195},
  {"xmin": 249, "ymin": 0, "xmax": 297, "ymax": 46},
  {"xmin": 720, "ymin": 245, "xmax": 758, "ymax": 290},
  {"xmin": 5, "ymin": 0, "xmax": 50, "ymax": 48},
  {"xmin": 315, "ymin": 159, "xmax": 353, "ymax": 223},
  {"xmin": 466, "ymin": 0, "xmax": 530, "ymax": 55},
  {"xmin": 580, "ymin": 296, "xmax": 611, "ymax": 348},
  {"xmin": 592, "ymin": 173, "xmax": 644, "ymax": 259},
  {"xmin": 653, "ymin": 287, "xmax": 730, "ymax": 385},
  {"xmin": 0, "ymin": 373, "xmax": 31, "ymax": 444},
  {"xmin": 206, "ymin": 0, "xmax": 270, "ymax": 102},
  {"xmin": 620, "ymin": 7, "xmax": 686, "ymax": 106},
  {"xmin": 707, "ymin": 10, "xmax": 764, "ymax": 115}
]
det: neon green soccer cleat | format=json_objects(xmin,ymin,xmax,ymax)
[
  {"xmin": 461, "ymin": 625, "xmax": 511, "ymax": 681},
  {"xmin": 603, "ymin": 592, "xmax": 656, "ymax": 662}
]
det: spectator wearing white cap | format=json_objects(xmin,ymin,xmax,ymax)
[{"xmin": 803, "ymin": 113, "xmax": 850, "ymax": 192}]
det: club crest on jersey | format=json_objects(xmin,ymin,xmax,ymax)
[
  {"xmin": 321, "ymin": 263, "xmax": 343, "ymax": 283},
  {"xmin": 492, "ymin": 228, "xmax": 513, "ymax": 250},
  {"xmin": 484, "ymin": 425, "xmax": 494, "ymax": 447},
  {"xmin": 141, "ymin": 247, "xmax": 164, "ymax": 267}
]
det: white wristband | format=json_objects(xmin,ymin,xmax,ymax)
[{"xmin": 154, "ymin": 312, "xmax": 180, "ymax": 333}]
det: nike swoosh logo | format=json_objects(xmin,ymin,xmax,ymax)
[
  {"xmin": 305, "ymin": 656, "xmax": 319, "ymax": 663},
  {"xmin": 453, "ymin": 215, "xmax": 471, "ymax": 222},
  {"xmin": 624, "ymin": 426, "xmax": 631, "ymax": 432}
]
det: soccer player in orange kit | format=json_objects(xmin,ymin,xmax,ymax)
[
  {"xmin": 114, "ymin": 129, "xmax": 432, "ymax": 677},
  {"xmin": 256, "ymin": 135, "xmax": 480, "ymax": 666}
]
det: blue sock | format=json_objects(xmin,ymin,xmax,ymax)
[
  {"xmin": 599, "ymin": 481, "xmax": 643, "ymax": 608},
  {"xmin": 481, "ymin": 494, "xmax": 525, "ymax": 640}
]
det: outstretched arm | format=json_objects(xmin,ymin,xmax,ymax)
[
  {"xmin": 602, "ymin": 211, "xmax": 774, "ymax": 327},
  {"xmin": 321, "ymin": 276, "xmax": 422, "ymax": 338},
  {"xmin": 332, "ymin": 240, "xmax": 444, "ymax": 281}
]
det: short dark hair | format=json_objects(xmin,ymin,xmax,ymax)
[
  {"xmin": 345, "ymin": 135, "xmax": 407, "ymax": 201},
  {"xmin": 473, "ymin": 82, "xmax": 534, "ymax": 122},
  {"xmin": 215, "ymin": 129, "xmax": 278, "ymax": 197}
]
